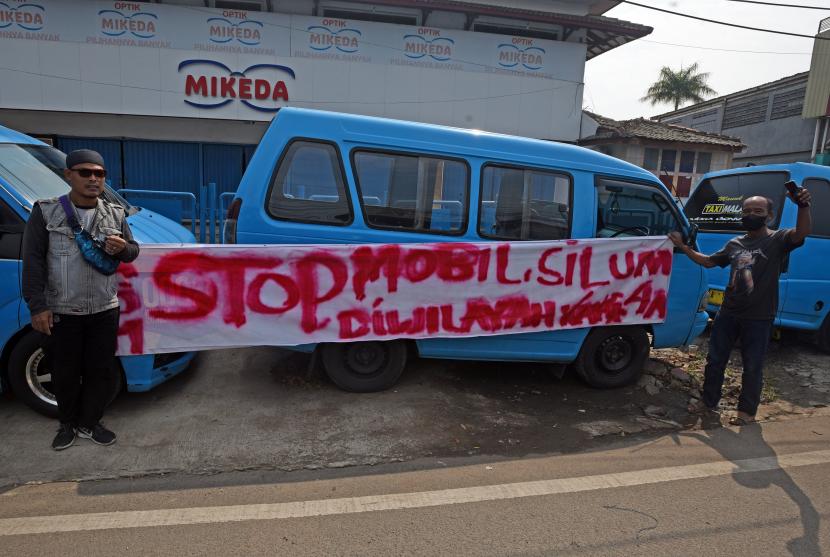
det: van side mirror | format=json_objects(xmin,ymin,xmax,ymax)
[{"xmin": 687, "ymin": 223, "xmax": 699, "ymax": 247}]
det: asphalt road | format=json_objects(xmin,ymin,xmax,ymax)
[{"xmin": 2, "ymin": 414, "xmax": 829, "ymax": 556}]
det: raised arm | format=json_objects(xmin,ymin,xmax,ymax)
[
  {"xmin": 668, "ymin": 231, "xmax": 720, "ymax": 268},
  {"xmin": 788, "ymin": 188, "xmax": 812, "ymax": 245}
]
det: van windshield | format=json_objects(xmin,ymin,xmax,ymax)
[
  {"xmin": 0, "ymin": 144, "xmax": 70, "ymax": 203},
  {"xmin": 684, "ymin": 172, "xmax": 788, "ymax": 231},
  {"xmin": 0, "ymin": 144, "xmax": 135, "ymax": 213}
]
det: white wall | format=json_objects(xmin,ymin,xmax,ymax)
[{"xmin": 0, "ymin": 0, "xmax": 587, "ymax": 140}]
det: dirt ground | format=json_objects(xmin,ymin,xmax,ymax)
[
  {"xmin": 651, "ymin": 329, "xmax": 830, "ymax": 423},
  {"xmin": 1, "ymin": 328, "xmax": 828, "ymax": 487}
]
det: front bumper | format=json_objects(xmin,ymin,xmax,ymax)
[
  {"xmin": 686, "ymin": 310, "xmax": 710, "ymax": 345},
  {"xmin": 119, "ymin": 352, "xmax": 196, "ymax": 392}
]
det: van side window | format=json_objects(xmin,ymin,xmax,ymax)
[
  {"xmin": 804, "ymin": 178, "xmax": 830, "ymax": 238},
  {"xmin": 0, "ymin": 199, "xmax": 23, "ymax": 260},
  {"xmin": 595, "ymin": 178, "xmax": 681, "ymax": 238},
  {"xmin": 479, "ymin": 165, "xmax": 571, "ymax": 241},
  {"xmin": 266, "ymin": 141, "xmax": 352, "ymax": 225},
  {"xmin": 352, "ymin": 151, "xmax": 468, "ymax": 234}
]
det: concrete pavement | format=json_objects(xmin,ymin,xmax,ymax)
[
  {"xmin": 3, "ymin": 339, "xmax": 828, "ymax": 489},
  {"xmin": 2, "ymin": 413, "xmax": 829, "ymax": 556}
]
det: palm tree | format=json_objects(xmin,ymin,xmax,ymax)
[{"xmin": 641, "ymin": 63, "xmax": 717, "ymax": 111}]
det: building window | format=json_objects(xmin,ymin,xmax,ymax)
[
  {"xmin": 267, "ymin": 140, "xmax": 352, "ymax": 226},
  {"xmin": 676, "ymin": 176, "xmax": 692, "ymax": 198},
  {"xmin": 722, "ymin": 95, "xmax": 769, "ymax": 129},
  {"xmin": 679, "ymin": 151, "xmax": 695, "ymax": 174},
  {"xmin": 660, "ymin": 149, "xmax": 677, "ymax": 173},
  {"xmin": 471, "ymin": 23, "xmax": 559, "ymax": 41},
  {"xmin": 352, "ymin": 150, "xmax": 469, "ymax": 234},
  {"xmin": 319, "ymin": 2, "xmax": 420, "ymax": 25},
  {"xmin": 696, "ymin": 152, "xmax": 712, "ymax": 174},
  {"xmin": 643, "ymin": 148, "xmax": 659, "ymax": 171},
  {"xmin": 770, "ymin": 88, "xmax": 806, "ymax": 120},
  {"xmin": 214, "ymin": 0, "xmax": 264, "ymax": 10},
  {"xmin": 479, "ymin": 165, "xmax": 571, "ymax": 241}
]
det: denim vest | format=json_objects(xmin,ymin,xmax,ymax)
[{"xmin": 37, "ymin": 197, "xmax": 125, "ymax": 315}]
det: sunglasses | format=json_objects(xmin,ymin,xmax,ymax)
[{"xmin": 71, "ymin": 168, "xmax": 107, "ymax": 179}]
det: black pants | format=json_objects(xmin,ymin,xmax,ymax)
[
  {"xmin": 702, "ymin": 312, "xmax": 773, "ymax": 416},
  {"xmin": 49, "ymin": 308, "xmax": 119, "ymax": 428}
]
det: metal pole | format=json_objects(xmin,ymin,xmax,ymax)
[
  {"xmin": 198, "ymin": 143, "xmax": 205, "ymax": 242},
  {"xmin": 199, "ymin": 183, "xmax": 206, "ymax": 243},
  {"xmin": 811, "ymin": 118, "xmax": 821, "ymax": 160},
  {"xmin": 208, "ymin": 182, "xmax": 216, "ymax": 244}
]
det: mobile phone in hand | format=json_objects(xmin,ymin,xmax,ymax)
[{"xmin": 784, "ymin": 180, "xmax": 808, "ymax": 207}]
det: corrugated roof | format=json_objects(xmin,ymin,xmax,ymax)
[
  {"xmin": 652, "ymin": 72, "xmax": 809, "ymax": 120},
  {"xmin": 581, "ymin": 111, "xmax": 745, "ymax": 150}
]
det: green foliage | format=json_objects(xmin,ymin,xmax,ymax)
[{"xmin": 641, "ymin": 62, "xmax": 717, "ymax": 111}]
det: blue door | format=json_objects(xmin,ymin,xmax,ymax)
[
  {"xmin": 0, "ymin": 193, "xmax": 24, "ymax": 380},
  {"xmin": 780, "ymin": 177, "xmax": 830, "ymax": 330},
  {"xmin": 593, "ymin": 177, "xmax": 704, "ymax": 348}
]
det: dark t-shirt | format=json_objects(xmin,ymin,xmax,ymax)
[{"xmin": 710, "ymin": 228, "xmax": 803, "ymax": 320}]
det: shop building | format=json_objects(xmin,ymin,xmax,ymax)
[{"xmin": 0, "ymin": 0, "xmax": 649, "ymax": 194}]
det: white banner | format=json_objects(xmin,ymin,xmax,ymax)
[{"xmin": 115, "ymin": 237, "xmax": 673, "ymax": 355}]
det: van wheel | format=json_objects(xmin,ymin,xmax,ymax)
[
  {"xmin": 320, "ymin": 340, "xmax": 407, "ymax": 392},
  {"xmin": 8, "ymin": 331, "xmax": 123, "ymax": 418},
  {"xmin": 574, "ymin": 326, "xmax": 649, "ymax": 389},
  {"xmin": 819, "ymin": 317, "xmax": 830, "ymax": 354}
]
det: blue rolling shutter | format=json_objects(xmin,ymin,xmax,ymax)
[
  {"xmin": 243, "ymin": 145, "xmax": 257, "ymax": 170},
  {"xmin": 203, "ymin": 144, "xmax": 244, "ymax": 194},
  {"xmin": 123, "ymin": 140, "xmax": 200, "ymax": 194},
  {"xmin": 55, "ymin": 137, "xmax": 123, "ymax": 188}
]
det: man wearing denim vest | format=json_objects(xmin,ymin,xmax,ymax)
[{"xmin": 22, "ymin": 150, "xmax": 139, "ymax": 450}]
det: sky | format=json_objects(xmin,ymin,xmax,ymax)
[{"xmin": 583, "ymin": 0, "xmax": 828, "ymax": 120}]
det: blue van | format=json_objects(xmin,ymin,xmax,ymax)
[
  {"xmin": 0, "ymin": 125, "xmax": 196, "ymax": 417},
  {"xmin": 684, "ymin": 163, "xmax": 830, "ymax": 352},
  {"xmin": 225, "ymin": 108, "xmax": 710, "ymax": 392}
]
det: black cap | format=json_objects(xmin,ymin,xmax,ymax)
[{"xmin": 65, "ymin": 149, "xmax": 105, "ymax": 169}]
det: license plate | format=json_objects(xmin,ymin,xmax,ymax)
[{"xmin": 708, "ymin": 289, "xmax": 724, "ymax": 306}]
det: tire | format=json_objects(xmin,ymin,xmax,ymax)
[
  {"xmin": 320, "ymin": 340, "xmax": 407, "ymax": 392},
  {"xmin": 574, "ymin": 326, "xmax": 650, "ymax": 389},
  {"xmin": 819, "ymin": 316, "xmax": 830, "ymax": 354},
  {"xmin": 7, "ymin": 330, "xmax": 124, "ymax": 418}
]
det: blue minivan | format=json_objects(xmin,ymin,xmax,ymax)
[
  {"xmin": 225, "ymin": 108, "xmax": 710, "ymax": 391},
  {"xmin": 684, "ymin": 163, "xmax": 830, "ymax": 352},
  {"xmin": 0, "ymin": 125, "xmax": 196, "ymax": 417}
]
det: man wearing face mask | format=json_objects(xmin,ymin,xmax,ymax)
[{"xmin": 669, "ymin": 187, "xmax": 812, "ymax": 425}]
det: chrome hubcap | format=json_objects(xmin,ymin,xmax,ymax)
[{"xmin": 25, "ymin": 348, "xmax": 56, "ymax": 405}]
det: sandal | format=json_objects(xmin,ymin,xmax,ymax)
[
  {"xmin": 728, "ymin": 414, "xmax": 756, "ymax": 426},
  {"xmin": 687, "ymin": 399, "xmax": 716, "ymax": 415}
]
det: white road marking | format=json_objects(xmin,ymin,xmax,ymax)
[{"xmin": 2, "ymin": 449, "xmax": 829, "ymax": 536}]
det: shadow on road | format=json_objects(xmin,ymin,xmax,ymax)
[{"xmin": 682, "ymin": 423, "xmax": 821, "ymax": 557}]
